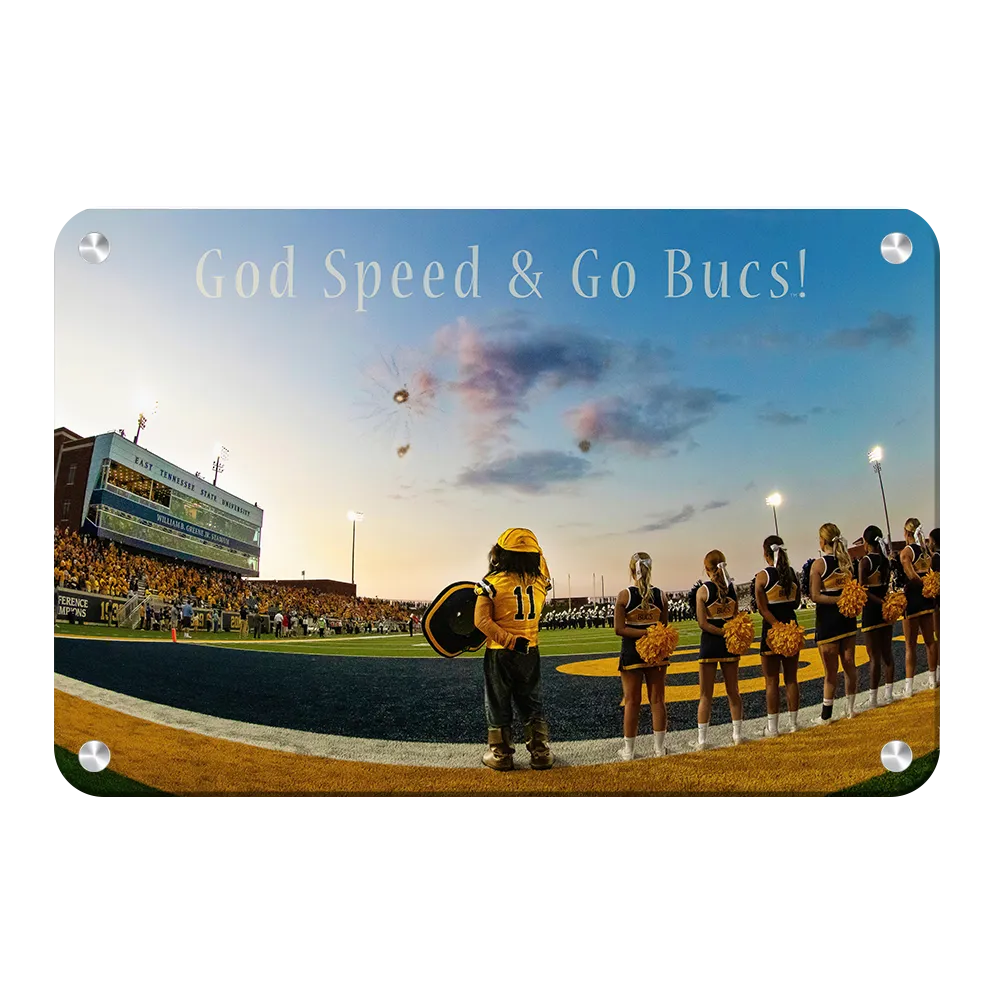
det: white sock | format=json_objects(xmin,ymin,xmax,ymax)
[
  {"xmin": 904, "ymin": 678, "xmax": 913, "ymax": 696},
  {"xmin": 653, "ymin": 730, "xmax": 666, "ymax": 753},
  {"xmin": 767, "ymin": 714, "xmax": 778, "ymax": 734},
  {"xmin": 882, "ymin": 684, "xmax": 893, "ymax": 701},
  {"xmin": 732, "ymin": 719, "xmax": 742, "ymax": 741},
  {"xmin": 624, "ymin": 736, "xmax": 635, "ymax": 754},
  {"xmin": 789, "ymin": 711, "xmax": 798, "ymax": 728},
  {"xmin": 847, "ymin": 694, "xmax": 856, "ymax": 715},
  {"xmin": 870, "ymin": 688, "xmax": 879, "ymax": 706},
  {"xmin": 698, "ymin": 723, "xmax": 709, "ymax": 745},
  {"xmin": 928, "ymin": 669, "xmax": 938, "ymax": 687}
]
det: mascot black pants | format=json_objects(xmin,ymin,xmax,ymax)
[{"xmin": 483, "ymin": 647, "xmax": 545, "ymax": 730}]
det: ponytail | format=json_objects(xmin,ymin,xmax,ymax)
[
  {"xmin": 637, "ymin": 561, "xmax": 653, "ymax": 609},
  {"xmin": 630, "ymin": 552, "xmax": 654, "ymax": 609},
  {"xmin": 764, "ymin": 534, "xmax": 796, "ymax": 597},
  {"xmin": 704, "ymin": 549, "xmax": 729, "ymax": 599},
  {"xmin": 776, "ymin": 547, "xmax": 794, "ymax": 591},
  {"xmin": 832, "ymin": 535, "xmax": 853, "ymax": 579}
]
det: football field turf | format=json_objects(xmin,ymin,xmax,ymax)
[{"xmin": 54, "ymin": 607, "xmax": 939, "ymax": 796}]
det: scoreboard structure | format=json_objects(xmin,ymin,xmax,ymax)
[{"xmin": 55, "ymin": 428, "xmax": 263, "ymax": 577}]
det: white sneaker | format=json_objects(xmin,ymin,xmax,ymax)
[
  {"xmin": 762, "ymin": 727, "xmax": 780, "ymax": 739},
  {"xmin": 788, "ymin": 723, "xmax": 800, "ymax": 733},
  {"xmin": 618, "ymin": 745, "xmax": 635, "ymax": 762},
  {"xmin": 653, "ymin": 745, "xmax": 667, "ymax": 758},
  {"xmin": 733, "ymin": 734, "xmax": 744, "ymax": 746},
  {"xmin": 812, "ymin": 716, "xmax": 833, "ymax": 727},
  {"xmin": 689, "ymin": 739, "xmax": 709, "ymax": 751}
]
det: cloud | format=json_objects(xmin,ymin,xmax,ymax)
[
  {"xmin": 433, "ymin": 319, "xmax": 613, "ymax": 423},
  {"xmin": 428, "ymin": 318, "xmax": 618, "ymax": 448},
  {"xmin": 629, "ymin": 504, "xmax": 697, "ymax": 533},
  {"xmin": 702, "ymin": 499, "xmax": 729, "ymax": 511},
  {"xmin": 826, "ymin": 311, "xmax": 914, "ymax": 349},
  {"xmin": 703, "ymin": 329, "xmax": 799, "ymax": 353},
  {"xmin": 744, "ymin": 480, "xmax": 757, "ymax": 491},
  {"xmin": 455, "ymin": 450, "xmax": 593, "ymax": 495},
  {"xmin": 565, "ymin": 382, "xmax": 736, "ymax": 454},
  {"xmin": 758, "ymin": 406, "xmax": 808, "ymax": 426}
]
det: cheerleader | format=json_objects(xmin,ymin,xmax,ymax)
[
  {"xmin": 929, "ymin": 527, "xmax": 940, "ymax": 668},
  {"xmin": 614, "ymin": 552, "xmax": 669, "ymax": 760},
  {"xmin": 809, "ymin": 523, "xmax": 859, "ymax": 723},
  {"xmin": 900, "ymin": 517, "xmax": 939, "ymax": 695},
  {"xmin": 754, "ymin": 535, "xmax": 800, "ymax": 735},
  {"xmin": 858, "ymin": 525, "xmax": 894, "ymax": 708},
  {"xmin": 693, "ymin": 550, "xmax": 743, "ymax": 749}
]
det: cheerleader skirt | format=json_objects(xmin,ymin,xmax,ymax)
[
  {"xmin": 815, "ymin": 600, "xmax": 857, "ymax": 645},
  {"xmin": 861, "ymin": 587, "xmax": 891, "ymax": 632}
]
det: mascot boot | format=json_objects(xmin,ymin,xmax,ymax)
[
  {"xmin": 524, "ymin": 720, "xmax": 554, "ymax": 770},
  {"xmin": 482, "ymin": 727, "xmax": 514, "ymax": 771}
]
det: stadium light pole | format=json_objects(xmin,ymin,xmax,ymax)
[
  {"xmin": 868, "ymin": 446, "xmax": 892, "ymax": 546},
  {"xmin": 765, "ymin": 492, "xmax": 783, "ymax": 534},
  {"xmin": 133, "ymin": 399, "xmax": 158, "ymax": 445},
  {"xmin": 212, "ymin": 445, "xmax": 229, "ymax": 487},
  {"xmin": 347, "ymin": 510, "xmax": 364, "ymax": 585}
]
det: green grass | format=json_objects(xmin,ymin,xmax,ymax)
[
  {"xmin": 830, "ymin": 749, "xmax": 939, "ymax": 797},
  {"xmin": 55, "ymin": 609, "xmax": 818, "ymax": 658},
  {"xmin": 54, "ymin": 744, "xmax": 168, "ymax": 796}
]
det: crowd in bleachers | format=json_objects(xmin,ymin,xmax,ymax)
[
  {"xmin": 53, "ymin": 527, "xmax": 414, "ymax": 629},
  {"xmin": 53, "ymin": 527, "xmax": 815, "ymax": 637}
]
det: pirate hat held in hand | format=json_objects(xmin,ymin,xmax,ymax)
[{"xmin": 422, "ymin": 581, "xmax": 487, "ymax": 658}]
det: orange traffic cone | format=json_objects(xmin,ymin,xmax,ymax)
[{"xmin": 171, "ymin": 628, "xmax": 177, "ymax": 642}]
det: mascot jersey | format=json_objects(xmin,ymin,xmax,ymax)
[{"xmin": 474, "ymin": 571, "xmax": 549, "ymax": 650}]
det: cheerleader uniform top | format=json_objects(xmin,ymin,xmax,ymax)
[
  {"xmin": 814, "ymin": 554, "xmax": 858, "ymax": 645},
  {"xmin": 758, "ymin": 566, "xmax": 799, "ymax": 654},
  {"xmin": 618, "ymin": 586, "xmax": 665, "ymax": 670},
  {"xmin": 698, "ymin": 579, "xmax": 740, "ymax": 662},
  {"xmin": 860, "ymin": 551, "xmax": 892, "ymax": 631},
  {"xmin": 904, "ymin": 543, "xmax": 935, "ymax": 617}
]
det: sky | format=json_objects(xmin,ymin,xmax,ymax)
[{"xmin": 54, "ymin": 209, "xmax": 938, "ymax": 598}]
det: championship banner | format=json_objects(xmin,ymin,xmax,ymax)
[{"xmin": 55, "ymin": 588, "xmax": 125, "ymax": 624}]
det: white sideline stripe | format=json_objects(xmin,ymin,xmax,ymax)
[{"xmin": 54, "ymin": 672, "xmax": 934, "ymax": 770}]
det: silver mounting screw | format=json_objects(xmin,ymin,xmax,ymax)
[
  {"xmin": 880, "ymin": 740, "xmax": 912, "ymax": 773},
  {"xmin": 79, "ymin": 232, "xmax": 110, "ymax": 264},
  {"xmin": 880, "ymin": 233, "xmax": 911, "ymax": 264},
  {"xmin": 78, "ymin": 741, "xmax": 111, "ymax": 772}
]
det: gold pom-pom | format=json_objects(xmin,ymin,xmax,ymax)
[
  {"xmin": 837, "ymin": 578, "xmax": 867, "ymax": 618},
  {"xmin": 922, "ymin": 570, "xmax": 940, "ymax": 598},
  {"xmin": 635, "ymin": 622, "xmax": 680, "ymax": 664},
  {"xmin": 723, "ymin": 612, "xmax": 754, "ymax": 655},
  {"xmin": 881, "ymin": 589, "xmax": 907, "ymax": 623},
  {"xmin": 767, "ymin": 620, "xmax": 806, "ymax": 657}
]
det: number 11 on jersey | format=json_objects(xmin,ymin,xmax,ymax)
[{"xmin": 513, "ymin": 585, "xmax": 536, "ymax": 621}]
